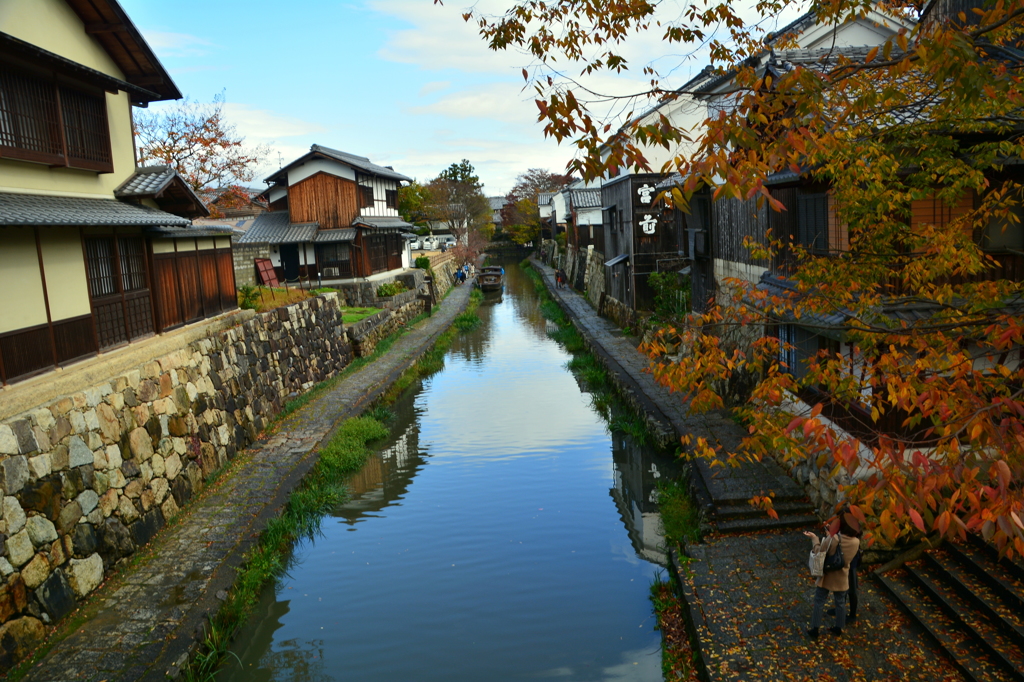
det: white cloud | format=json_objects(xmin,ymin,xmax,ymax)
[
  {"xmin": 407, "ymin": 82, "xmax": 537, "ymax": 125},
  {"xmin": 221, "ymin": 103, "xmax": 326, "ymax": 142},
  {"xmin": 417, "ymin": 81, "xmax": 451, "ymax": 97},
  {"xmin": 141, "ymin": 31, "xmax": 216, "ymax": 58}
]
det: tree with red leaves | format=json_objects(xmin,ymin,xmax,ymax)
[
  {"xmin": 135, "ymin": 92, "xmax": 269, "ymax": 217},
  {"xmin": 459, "ymin": 0, "xmax": 1024, "ymax": 557}
]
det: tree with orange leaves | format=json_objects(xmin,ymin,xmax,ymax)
[
  {"xmin": 134, "ymin": 92, "xmax": 269, "ymax": 217},
  {"xmin": 459, "ymin": 0, "xmax": 1024, "ymax": 557}
]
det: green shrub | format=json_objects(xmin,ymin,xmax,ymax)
[
  {"xmin": 415, "ymin": 256, "xmax": 431, "ymax": 270},
  {"xmin": 238, "ymin": 284, "xmax": 259, "ymax": 310},
  {"xmin": 376, "ymin": 281, "xmax": 407, "ymax": 297},
  {"xmin": 648, "ymin": 271, "xmax": 691, "ymax": 321}
]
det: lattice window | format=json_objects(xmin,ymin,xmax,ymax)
[
  {"xmin": 0, "ymin": 69, "xmax": 62, "ymax": 160},
  {"xmin": 60, "ymin": 86, "xmax": 112, "ymax": 167},
  {"xmin": 93, "ymin": 299, "xmax": 127, "ymax": 349},
  {"xmin": 0, "ymin": 64, "xmax": 112, "ymax": 172},
  {"xmin": 385, "ymin": 189, "xmax": 398, "ymax": 209},
  {"xmin": 85, "ymin": 238, "xmax": 117, "ymax": 298},
  {"xmin": 124, "ymin": 294, "xmax": 153, "ymax": 341},
  {"xmin": 117, "ymin": 237, "xmax": 147, "ymax": 291}
]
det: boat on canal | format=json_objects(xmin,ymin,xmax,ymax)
[{"xmin": 478, "ymin": 266, "xmax": 504, "ymax": 292}]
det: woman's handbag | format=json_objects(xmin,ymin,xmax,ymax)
[{"xmin": 808, "ymin": 534, "xmax": 844, "ymax": 577}]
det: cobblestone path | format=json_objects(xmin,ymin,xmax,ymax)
[{"xmin": 19, "ymin": 283, "xmax": 475, "ymax": 682}]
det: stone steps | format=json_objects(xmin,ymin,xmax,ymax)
[{"xmin": 875, "ymin": 537, "xmax": 1024, "ymax": 682}]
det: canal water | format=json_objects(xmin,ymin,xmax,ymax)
[{"xmin": 222, "ymin": 264, "xmax": 681, "ymax": 682}]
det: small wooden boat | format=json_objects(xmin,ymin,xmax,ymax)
[{"xmin": 478, "ymin": 266, "xmax": 504, "ymax": 292}]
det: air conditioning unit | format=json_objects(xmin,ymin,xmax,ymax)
[{"xmin": 323, "ymin": 267, "xmax": 340, "ymax": 277}]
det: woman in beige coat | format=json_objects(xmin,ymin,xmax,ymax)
[{"xmin": 803, "ymin": 513, "xmax": 861, "ymax": 638}]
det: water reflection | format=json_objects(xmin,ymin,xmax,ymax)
[
  {"xmin": 222, "ymin": 262, "xmax": 668, "ymax": 682},
  {"xmin": 610, "ymin": 430, "xmax": 680, "ymax": 566}
]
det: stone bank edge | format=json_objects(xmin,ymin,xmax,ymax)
[{"xmin": 0, "ymin": 293, "xmax": 361, "ymax": 670}]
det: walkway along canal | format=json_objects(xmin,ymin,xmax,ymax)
[{"xmin": 221, "ymin": 263, "xmax": 683, "ymax": 681}]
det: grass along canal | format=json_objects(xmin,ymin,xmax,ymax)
[{"xmin": 216, "ymin": 263, "xmax": 685, "ymax": 681}]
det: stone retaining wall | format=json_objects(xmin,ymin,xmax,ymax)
[
  {"xmin": 0, "ymin": 294, "xmax": 353, "ymax": 665},
  {"xmin": 599, "ymin": 293, "xmax": 636, "ymax": 331},
  {"xmin": 232, "ymin": 243, "xmax": 271, "ymax": 288},
  {"xmin": 430, "ymin": 258, "xmax": 460, "ymax": 300},
  {"xmin": 332, "ymin": 270, "xmax": 427, "ymax": 308},
  {"xmin": 346, "ymin": 290, "xmax": 427, "ymax": 357}
]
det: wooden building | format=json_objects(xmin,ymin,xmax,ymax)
[
  {"xmin": 599, "ymin": 173, "xmax": 681, "ymax": 310},
  {"xmin": 0, "ymin": 0, "xmax": 237, "ymax": 386},
  {"xmin": 240, "ymin": 145, "xmax": 413, "ymax": 282}
]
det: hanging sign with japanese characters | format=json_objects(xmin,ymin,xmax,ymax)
[{"xmin": 633, "ymin": 181, "xmax": 665, "ymax": 236}]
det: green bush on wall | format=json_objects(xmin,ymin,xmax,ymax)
[
  {"xmin": 415, "ymin": 256, "xmax": 431, "ymax": 270},
  {"xmin": 376, "ymin": 281, "xmax": 407, "ymax": 298}
]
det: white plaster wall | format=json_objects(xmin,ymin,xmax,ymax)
[
  {"xmin": 288, "ymin": 158, "xmax": 356, "ymax": 186},
  {"xmin": 714, "ymin": 258, "xmax": 766, "ymax": 285}
]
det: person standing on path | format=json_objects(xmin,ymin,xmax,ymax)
[{"xmin": 803, "ymin": 513, "xmax": 860, "ymax": 638}]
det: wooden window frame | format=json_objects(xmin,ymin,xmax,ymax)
[
  {"xmin": 385, "ymin": 188, "xmax": 398, "ymax": 210},
  {"xmin": 360, "ymin": 185, "xmax": 375, "ymax": 209},
  {"xmin": 0, "ymin": 62, "xmax": 114, "ymax": 173}
]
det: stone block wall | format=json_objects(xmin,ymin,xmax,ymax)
[
  {"xmin": 599, "ymin": 293, "xmax": 636, "ymax": 331},
  {"xmin": 346, "ymin": 290, "xmax": 427, "ymax": 357},
  {"xmin": 0, "ymin": 293, "xmax": 352, "ymax": 666},
  {"xmin": 584, "ymin": 247, "xmax": 606, "ymax": 309},
  {"xmin": 332, "ymin": 270, "xmax": 427, "ymax": 308},
  {"xmin": 233, "ymin": 243, "xmax": 271, "ymax": 288},
  {"xmin": 431, "ymin": 258, "xmax": 459, "ymax": 300}
]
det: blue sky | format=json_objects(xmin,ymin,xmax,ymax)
[
  {"xmin": 121, "ymin": 0, "xmax": 573, "ymax": 195},
  {"xmin": 121, "ymin": 0, "xmax": 802, "ymax": 195}
]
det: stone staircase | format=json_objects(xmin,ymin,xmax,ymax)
[
  {"xmin": 689, "ymin": 457, "xmax": 818, "ymax": 534},
  {"xmin": 876, "ymin": 534, "xmax": 1024, "ymax": 682}
]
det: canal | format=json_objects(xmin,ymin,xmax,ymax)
[{"xmin": 222, "ymin": 264, "xmax": 681, "ymax": 681}]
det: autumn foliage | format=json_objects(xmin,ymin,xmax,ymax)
[
  {"xmin": 462, "ymin": 0, "xmax": 1024, "ymax": 557},
  {"xmin": 135, "ymin": 93, "xmax": 269, "ymax": 217}
]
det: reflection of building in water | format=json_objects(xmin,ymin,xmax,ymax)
[
  {"xmin": 334, "ymin": 419, "xmax": 424, "ymax": 525},
  {"xmin": 610, "ymin": 431, "xmax": 678, "ymax": 566}
]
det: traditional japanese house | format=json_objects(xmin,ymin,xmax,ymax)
[
  {"xmin": 563, "ymin": 184, "xmax": 604, "ymax": 253},
  {"xmin": 599, "ymin": 173, "xmax": 680, "ymax": 311},
  {"xmin": 0, "ymin": 0, "xmax": 238, "ymax": 387},
  {"xmin": 241, "ymin": 145, "xmax": 413, "ymax": 282}
]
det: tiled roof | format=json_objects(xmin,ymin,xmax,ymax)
[
  {"xmin": 352, "ymin": 216, "xmax": 413, "ymax": 230},
  {"xmin": 0, "ymin": 192, "xmax": 189, "ymax": 227},
  {"xmin": 572, "ymin": 189, "xmax": 603, "ymax": 209},
  {"xmin": 236, "ymin": 211, "xmax": 318, "ymax": 244},
  {"xmin": 313, "ymin": 229, "xmax": 356, "ymax": 243},
  {"xmin": 488, "ymin": 196, "xmax": 506, "ymax": 210},
  {"xmin": 311, "ymin": 146, "xmax": 413, "ymax": 182},
  {"xmin": 756, "ymin": 274, "xmax": 849, "ymax": 338},
  {"xmin": 145, "ymin": 225, "xmax": 238, "ymax": 239},
  {"xmin": 537, "ymin": 192, "xmax": 555, "ymax": 205},
  {"xmin": 114, "ymin": 165, "xmax": 178, "ymax": 197}
]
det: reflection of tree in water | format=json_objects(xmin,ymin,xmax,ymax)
[
  {"xmin": 223, "ymin": 588, "xmax": 333, "ymax": 682},
  {"xmin": 331, "ymin": 393, "xmax": 427, "ymax": 526},
  {"xmin": 256, "ymin": 638, "xmax": 333, "ymax": 682},
  {"xmin": 450, "ymin": 297, "xmax": 493, "ymax": 363},
  {"xmin": 503, "ymin": 263, "xmax": 553, "ymax": 343}
]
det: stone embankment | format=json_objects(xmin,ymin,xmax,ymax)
[
  {"xmin": 530, "ymin": 258, "xmax": 955, "ymax": 682},
  {"xmin": 0, "ymin": 293, "xmax": 355, "ymax": 669},
  {"xmin": 7, "ymin": 276, "xmax": 474, "ymax": 681}
]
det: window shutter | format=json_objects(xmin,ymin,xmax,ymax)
[
  {"xmin": 689, "ymin": 195, "xmax": 711, "ymax": 257},
  {"xmin": 798, "ymin": 193, "xmax": 828, "ymax": 253}
]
